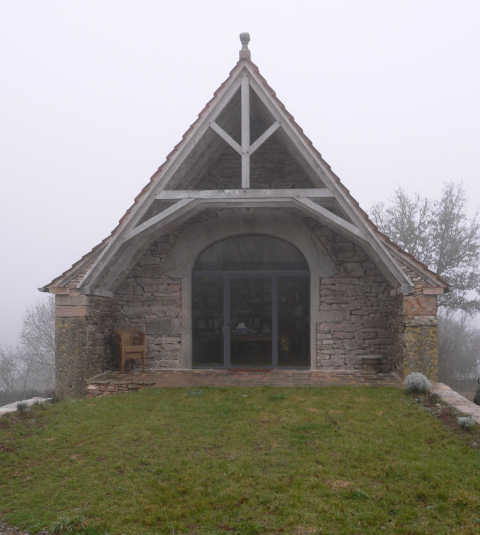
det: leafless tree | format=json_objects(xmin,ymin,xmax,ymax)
[
  {"xmin": 438, "ymin": 312, "xmax": 480, "ymax": 393},
  {"xmin": 371, "ymin": 182, "xmax": 480, "ymax": 314},
  {"xmin": 0, "ymin": 296, "xmax": 55, "ymax": 399},
  {"xmin": 371, "ymin": 182, "xmax": 480, "ymax": 391},
  {"xmin": 0, "ymin": 346, "xmax": 19, "ymax": 392},
  {"xmin": 20, "ymin": 296, "xmax": 55, "ymax": 392}
]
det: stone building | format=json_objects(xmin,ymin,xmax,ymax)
[{"xmin": 41, "ymin": 34, "xmax": 447, "ymax": 398}]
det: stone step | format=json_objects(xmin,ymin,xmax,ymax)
[{"xmin": 87, "ymin": 369, "xmax": 401, "ymax": 397}]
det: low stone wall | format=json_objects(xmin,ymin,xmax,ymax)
[{"xmin": 432, "ymin": 383, "xmax": 480, "ymax": 424}]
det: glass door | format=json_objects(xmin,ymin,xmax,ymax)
[
  {"xmin": 229, "ymin": 277, "xmax": 272, "ymax": 367},
  {"xmin": 192, "ymin": 275, "xmax": 224, "ymax": 367},
  {"xmin": 278, "ymin": 276, "xmax": 309, "ymax": 367}
]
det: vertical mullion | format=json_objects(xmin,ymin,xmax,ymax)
[
  {"xmin": 223, "ymin": 276, "xmax": 231, "ymax": 368},
  {"xmin": 241, "ymin": 75, "xmax": 250, "ymax": 188},
  {"xmin": 272, "ymin": 275, "xmax": 279, "ymax": 367}
]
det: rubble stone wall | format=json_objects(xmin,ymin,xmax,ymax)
[
  {"xmin": 114, "ymin": 235, "xmax": 184, "ymax": 369},
  {"xmin": 111, "ymin": 215, "xmax": 409, "ymax": 373},
  {"xmin": 401, "ymin": 295, "xmax": 438, "ymax": 380},
  {"xmin": 55, "ymin": 214, "xmax": 440, "ymax": 398},
  {"xmin": 55, "ymin": 294, "xmax": 119, "ymax": 398},
  {"xmin": 309, "ymin": 225, "xmax": 402, "ymax": 371}
]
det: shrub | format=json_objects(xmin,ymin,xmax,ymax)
[
  {"xmin": 16, "ymin": 402, "xmax": 28, "ymax": 414},
  {"xmin": 404, "ymin": 372, "xmax": 431, "ymax": 394}
]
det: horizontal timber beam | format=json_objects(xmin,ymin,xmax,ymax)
[{"xmin": 156, "ymin": 188, "xmax": 335, "ymax": 200}]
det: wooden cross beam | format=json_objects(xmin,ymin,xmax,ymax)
[
  {"xmin": 155, "ymin": 188, "xmax": 335, "ymax": 200},
  {"xmin": 293, "ymin": 197, "xmax": 367, "ymax": 243},
  {"xmin": 208, "ymin": 74, "xmax": 282, "ymax": 189}
]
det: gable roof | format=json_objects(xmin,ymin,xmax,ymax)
[{"xmin": 40, "ymin": 35, "xmax": 447, "ymax": 295}]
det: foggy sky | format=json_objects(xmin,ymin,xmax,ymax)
[{"xmin": 1, "ymin": 0, "xmax": 479, "ymax": 346}]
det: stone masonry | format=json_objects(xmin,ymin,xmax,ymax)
[
  {"xmin": 55, "ymin": 294, "xmax": 119, "ymax": 398},
  {"xmin": 54, "ymin": 209, "xmax": 440, "ymax": 397}
]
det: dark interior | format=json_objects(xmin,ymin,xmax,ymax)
[{"xmin": 192, "ymin": 235, "xmax": 310, "ymax": 368}]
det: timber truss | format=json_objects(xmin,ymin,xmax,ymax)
[{"xmin": 78, "ymin": 34, "xmax": 415, "ymax": 295}]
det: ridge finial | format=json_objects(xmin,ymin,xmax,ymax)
[{"xmin": 239, "ymin": 32, "xmax": 251, "ymax": 60}]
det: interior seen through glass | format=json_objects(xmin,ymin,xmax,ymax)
[{"xmin": 192, "ymin": 235, "xmax": 310, "ymax": 368}]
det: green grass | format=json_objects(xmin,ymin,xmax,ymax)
[{"xmin": 1, "ymin": 386, "xmax": 480, "ymax": 534}]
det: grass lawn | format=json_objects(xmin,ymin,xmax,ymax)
[{"xmin": 1, "ymin": 386, "xmax": 480, "ymax": 535}]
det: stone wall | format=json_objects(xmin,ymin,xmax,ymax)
[
  {"xmin": 110, "ymin": 215, "xmax": 404, "ymax": 373},
  {"xmin": 107, "ymin": 213, "xmax": 439, "ymax": 378},
  {"xmin": 114, "ymin": 235, "xmax": 184, "ymax": 369},
  {"xmin": 55, "ymin": 212, "xmax": 440, "ymax": 398},
  {"xmin": 310, "ymin": 225, "xmax": 402, "ymax": 371},
  {"xmin": 55, "ymin": 294, "xmax": 119, "ymax": 398},
  {"xmin": 401, "ymin": 295, "xmax": 438, "ymax": 380}
]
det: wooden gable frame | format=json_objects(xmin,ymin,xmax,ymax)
[{"xmin": 77, "ymin": 37, "xmax": 416, "ymax": 296}]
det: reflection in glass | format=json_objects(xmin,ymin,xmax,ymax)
[
  {"xmin": 195, "ymin": 235, "xmax": 307, "ymax": 271},
  {"xmin": 278, "ymin": 277, "xmax": 309, "ymax": 367},
  {"xmin": 192, "ymin": 235, "xmax": 310, "ymax": 369},
  {"xmin": 231, "ymin": 278, "xmax": 272, "ymax": 367},
  {"xmin": 192, "ymin": 275, "xmax": 223, "ymax": 367}
]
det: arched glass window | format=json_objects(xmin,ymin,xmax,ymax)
[
  {"xmin": 192, "ymin": 235, "xmax": 310, "ymax": 369},
  {"xmin": 194, "ymin": 235, "xmax": 308, "ymax": 271}
]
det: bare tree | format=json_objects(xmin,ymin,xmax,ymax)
[
  {"xmin": 0, "ymin": 346, "xmax": 19, "ymax": 392},
  {"xmin": 438, "ymin": 313, "xmax": 480, "ymax": 393},
  {"xmin": 0, "ymin": 296, "xmax": 55, "ymax": 400},
  {"xmin": 371, "ymin": 182, "xmax": 480, "ymax": 391},
  {"xmin": 371, "ymin": 182, "xmax": 480, "ymax": 314},
  {"xmin": 20, "ymin": 296, "xmax": 55, "ymax": 392}
]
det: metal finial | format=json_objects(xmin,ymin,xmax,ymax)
[{"xmin": 239, "ymin": 32, "xmax": 251, "ymax": 60}]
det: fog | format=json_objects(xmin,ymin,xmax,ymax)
[{"xmin": 1, "ymin": 0, "xmax": 479, "ymax": 345}]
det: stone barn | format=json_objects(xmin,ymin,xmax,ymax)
[{"xmin": 41, "ymin": 34, "xmax": 447, "ymax": 398}]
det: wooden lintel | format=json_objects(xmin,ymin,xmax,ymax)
[
  {"xmin": 156, "ymin": 188, "xmax": 334, "ymax": 200},
  {"xmin": 209, "ymin": 122, "xmax": 242, "ymax": 155}
]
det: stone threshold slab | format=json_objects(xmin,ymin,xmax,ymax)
[{"xmin": 432, "ymin": 383, "xmax": 480, "ymax": 424}]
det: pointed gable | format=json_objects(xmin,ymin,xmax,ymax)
[{"xmin": 41, "ymin": 33, "xmax": 447, "ymax": 296}]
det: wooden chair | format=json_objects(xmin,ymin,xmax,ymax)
[{"xmin": 114, "ymin": 329, "xmax": 146, "ymax": 373}]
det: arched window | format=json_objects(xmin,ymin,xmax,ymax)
[
  {"xmin": 192, "ymin": 235, "xmax": 310, "ymax": 369},
  {"xmin": 195, "ymin": 235, "xmax": 308, "ymax": 271}
]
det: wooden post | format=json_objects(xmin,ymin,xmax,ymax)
[{"xmin": 241, "ymin": 75, "xmax": 250, "ymax": 188}]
